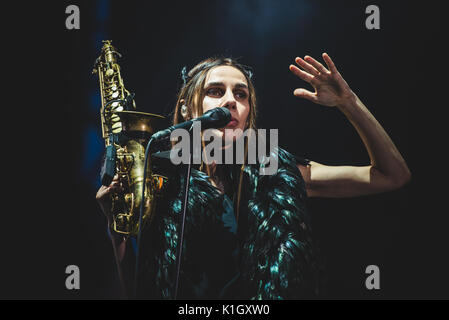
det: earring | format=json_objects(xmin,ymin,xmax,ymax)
[{"xmin": 180, "ymin": 104, "xmax": 188, "ymax": 118}]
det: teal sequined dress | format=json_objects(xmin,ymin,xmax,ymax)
[{"xmin": 136, "ymin": 147, "xmax": 321, "ymax": 299}]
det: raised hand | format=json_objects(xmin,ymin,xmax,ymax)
[{"xmin": 289, "ymin": 53, "xmax": 354, "ymax": 108}]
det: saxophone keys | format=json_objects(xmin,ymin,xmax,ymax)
[{"xmin": 105, "ymin": 68, "xmax": 114, "ymax": 77}]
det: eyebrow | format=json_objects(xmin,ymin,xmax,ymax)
[{"xmin": 204, "ymin": 81, "xmax": 249, "ymax": 90}]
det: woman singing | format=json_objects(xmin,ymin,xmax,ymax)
[{"xmin": 96, "ymin": 53, "xmax": 410, "ymax": 299}]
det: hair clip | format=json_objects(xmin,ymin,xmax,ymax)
[
  {"xmin": 181, "ymin": 66, "xmax": 188, "ymax": 86},
  {"xmin": 245, "ymin": 69, "xmax": 254, "ymax": 79}
]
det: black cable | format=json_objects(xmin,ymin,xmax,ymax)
[
  {"xmin": 133, "ymin": 123, "xmax": 194, "ymax": 299},
  {"xmin": 174, "ymin": 153, "xmax": 192, "ymax": 299},
  {"xmin": 173, "ymin": 122, "xmax": 195, "ymax": 299},
  {"xmin": 133, "ymin": 137, "xmax": 154, "ymax": 298}
]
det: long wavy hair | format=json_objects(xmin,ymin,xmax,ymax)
[{"xmin": 172, "ymin": 57, "xmax": 258, "ymax": 221}]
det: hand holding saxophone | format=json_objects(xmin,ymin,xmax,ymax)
[
  {"xmin": 96, "ymin": 174, "xmax": 123, "ymax": 222},
  {"xmin": 93, "ymin": 40, "xmax": 166, "ymax": 236}
]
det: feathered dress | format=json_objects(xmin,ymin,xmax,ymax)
[{"xmin": 136, "ymin": 147, "xmax": 322, "ymax": 299}]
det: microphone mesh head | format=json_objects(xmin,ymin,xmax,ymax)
[{"xmin": 203, "ymin": 107, "xmax": 231, "ymax": 129}]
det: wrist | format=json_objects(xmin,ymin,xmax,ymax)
[
  {"xmin": 107, "ymin": 221, "xmax": 128, "ymax": 245},
  {"xmin": 336, "ymin": 91, "xmax": 358, "ymax": 111}
]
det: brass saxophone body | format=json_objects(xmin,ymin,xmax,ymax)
[{"xmin": 93, "ymin": 40, "xmax": 166, "ymax": 236}]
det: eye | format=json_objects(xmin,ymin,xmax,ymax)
[
  {"xmin": 234, "ymin": 90, "xmax": 248, "ymax": 99},
  {"xmin": 205, "ymin": 87, "xmax": 223, "ymax": 97}
]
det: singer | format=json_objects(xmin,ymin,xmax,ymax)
[{"xmin": 96, "ymin": 54, "xmax": 410, "ymax": 299}]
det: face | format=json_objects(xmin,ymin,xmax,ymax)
[{"xmin": 201, "ymin": 65, "xmax": 251, "ymax": 145}]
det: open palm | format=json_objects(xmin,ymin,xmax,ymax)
[{"xmin": 289, "ymin": 53, "xmax": 354, "ymax": 107}]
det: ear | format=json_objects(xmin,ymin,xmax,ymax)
[{"xmin": 179, "ymin": 99, "xmax": 190, "ymax": 120}]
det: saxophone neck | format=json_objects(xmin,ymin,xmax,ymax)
[
  {"xmin": 94, "ymin": 40, "xmax": 135, "ymax": 140},
  {"xmin": 102, "ymin": 40, "xmax": 122, "ymax": 64}
]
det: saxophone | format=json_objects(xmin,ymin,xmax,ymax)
[{"xmin": 93, "ymin": 40, "xmax": 167, "ymax": 236}]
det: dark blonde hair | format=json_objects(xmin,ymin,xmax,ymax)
[{"xmin": 172, "ymin": 57, "xmax": 258, "ymax": 221}]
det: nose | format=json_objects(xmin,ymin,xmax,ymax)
[{"xmin": 221, "ymin": 89, "xmax": 237, "ymax": 110}]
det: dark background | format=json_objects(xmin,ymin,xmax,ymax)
[{"xmin": 3, "ymin": 0, "xmax": 445, "ymax": 299}]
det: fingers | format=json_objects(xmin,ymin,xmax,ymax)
[
  {"xmin": 290, "ymin": 61, "xmax": 318, "ymax": 102},
  {"xmin": 291, "ymin": 55, "xmax": 332, "ymax": 86},
  {"xmin": 110, "ymin": 174, "xmax": 123, "ymax": 189},
  {"xmin": 304, "ymin": 55, "xmax": 329, "ymax": 75},
  {"xmin": 322, "ymin": 52, "xmax": 338, "ymax": 74},
  {"xmin": 292, "ymin": 54, "xmax": 337, "ymax": 77},
  {"xmin": 96, "ymin": 175, "xmax": 123, "ymax": 200},
  {"xmin": 294, "ymin": 57, "xmax": 319, "ymax": 76},
  {"xmin": 289, "ymin": 64, "xmax": 314, "ymax": 83},
  {"xmin": 293, "ymin": 88, "xmax": 317, "ymax": 103},
  {"xmin": 108, "ymin": 177, "xmax": 124, "ymax": 194},
  {"xmin": 108, "ymin": 184, "xmax": 122, "ymax": 193},
  {"xmin": 96, "ymin": 185, "xmax": 115, "ymax": 199},
  {"xmin": 110, "ymin": 177, "xmax": 120, "ymax": 188},
  {"xmin": 111, "ymin": 174, "xmax": 120, "ymax": 183},
  {"xmin": 96, "ymin": 185, "xmax": 111, "ymax": 201}
]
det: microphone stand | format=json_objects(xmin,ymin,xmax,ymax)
[
  {"xmin": 133, "ymin": 121, "xmax": 197, "ymax": 298},
  {"xmin": 174, "ymin": 122, "xmax": 195, "ymax": 300}
]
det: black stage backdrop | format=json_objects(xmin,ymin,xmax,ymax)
[{"xmin": 3, "ymin": 0, "xmax": 445, "ymax": 300}]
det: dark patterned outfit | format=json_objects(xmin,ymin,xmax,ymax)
[{"xmin": 137, "ymin": 147, "xmax": 321, "ymax": 299}]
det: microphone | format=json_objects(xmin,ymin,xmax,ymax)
[{"xmin": 151, "ymin": 106, "xmax": 231, "ymax": 141}]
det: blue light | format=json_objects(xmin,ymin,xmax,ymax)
[
  {"xmin": 81, "ymin": 125, "xmax": 103, "ymax": 178},
  {"xmin": 81, "ymin": 0, "xmax": 110, "ymax": 191},
  {"xmin": 90, "ymin": 91, "xmax": 101, "ymax": 113},
  {"xmin": 93, "ymin": 31, "xmax": 107, "ymax": 52},
  {"xmin": 96, "ymin": 0, "xmax": 109, "ymax": 23}
]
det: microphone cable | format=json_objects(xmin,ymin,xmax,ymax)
[
  {"xmin": 133, "ymin": 122, "xmax": 194, "ymax": 299},
  {"xmin": 174, "ymin": 123, "xmax": 195, "ymax": 299},
  {"xmin": 133, "ymin": 136, "xmax": 154, "ymax": 298}
]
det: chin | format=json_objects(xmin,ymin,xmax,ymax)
[
  {"xmin": 222, "ymin": 128, "xmax": 245, "ymax": 145},
  {"xmin": 205, "ymin": 128, "xmax": 245, "ymax": 149}
]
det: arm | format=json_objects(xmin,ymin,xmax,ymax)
[
  {"xmin": 290, "ymin": 53, "xmax": 411, "ymax": 198},
  {"xmin": 96, "ymin": 177, "xmax": 128, "ymax": 261},
  {"xmin": 96, "ymin": 176, "xmax": 133, "ymax": 295}
]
